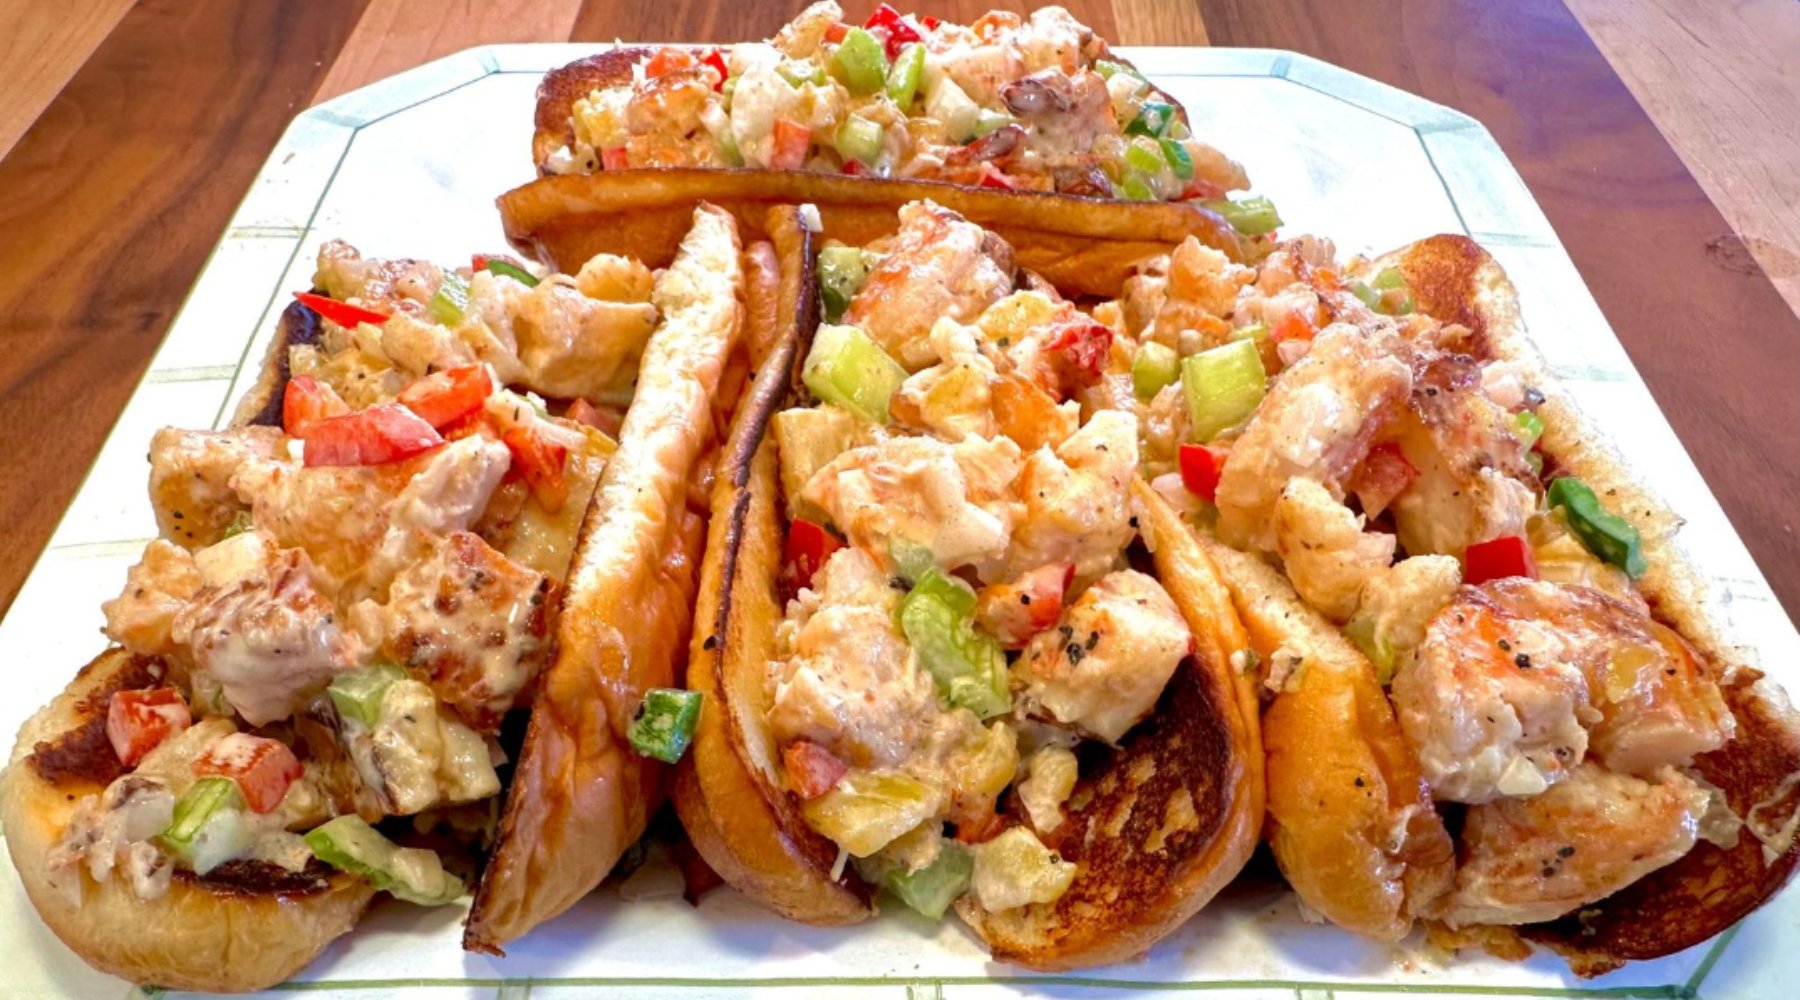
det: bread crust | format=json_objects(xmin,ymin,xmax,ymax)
[{"xmin": 2, "ymin": 649, "xmax": 376, "ymax": 993}]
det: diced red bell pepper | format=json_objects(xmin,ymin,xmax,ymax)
[
  {"xmin": 783, "ymin": 518, "xmax": 842, "ymax": 592},
  {"xmin": 600, "ymin": 146, "xmax": 631, "ymax": 171},
  {"xmin": 282, "ymin": 375, "xmax": 350, "ymax": 439},
  {"xmin": 1350, "ymin": 441, "xmax": 1418, "ymax": 519},
  {"xmin": 1464, "ymin": 535, "xmax": 1539, "ymax": 585},
  {"xmin": 920, "ymin": 14, "xmax": 941, "ymax": 31},
  {"xmin": 1041, "ymin": 318, "xmax": 1112, "ymax": 397},
  {"xmin": 865, "ymin": 3, "xmax": 922, "ymax": 58},
  {"xmin": 824, "ymin": 21, "xmax": 850, "ymax": 43},
  {"xmin": 841, "ymin": 158, "xmax": 866, "ymax": 176},
  {"xmin": 501, "ymin": 425, "xmax": 570, "ymax": 512},
  {"xmin": 1179, "ymin": 443, "xmax": 1227, "ymax": 501},
  {"xmin": 768, "ymin": 118, "xmax": 812, "ymax": 170},
  {"xmin": 293, "ymin": 291, "xmax": 390, "ymax": 329},
  {"xmin": 644, "ymin": 47, "xmax": 697, "ymax": 78},
  {"xmin": 397, "ymin": 364, "xmax": 494, "ymax": 430},
  {"xmin": 193, "ymin": 733, "xmax": 303, "ymax": 814},
  {"xmin": 975, "ymin": 563, "xmax": 1072, "ymax": 649},
  {"xmin": 1270, "ymin": 310, "xmax": 1316, "ymax": 345},
  {"xmin": 977, "ymin": 164, "xmax": 1016, "ymax": 190},
  {"xmin": 782, "ymin": 739, "xmax": 848, "ymax": 799},
  {"xmin": 701, "ymin": 48, "xmax": 729, "ymax": 90},
  {"xmin": 107, "ymin": 688, "xmax": 191, "ymax": 768},
  {"xmin": 304, "ymin": 404, "xmax": 444, "ymax": 467}
]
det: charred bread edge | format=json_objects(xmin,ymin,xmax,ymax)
[{"xmin": 1361, "ymin": 236, "xmax": 1800, "ymax": 974}]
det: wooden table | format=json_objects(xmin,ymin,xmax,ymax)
[{"xmin": 2, "ymin": 0, "xmax": 1796, "ymax": 621}]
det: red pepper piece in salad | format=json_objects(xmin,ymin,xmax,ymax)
[
  {"xmin": 1179, "ymin": 443, "xmax": 1227, "ymax": 502},
  {"xmin": 193, "ymin": 733, "xmax": 304, "ymax": 814},
  {"xmin": 501, "ymin": 424, "xmax": 571, "ymax": 512},
  {"xmin": 303, "ymin": 403, "xmax": 444, "ymax": 468},
  {"xmin": 783, "ymin": 518, "xmax": 842, "ymax": 592},
  {"xmin": 106, "ymin": 688, "xmax": 191, "ymax": 767},
  {"xmin": 293, "ymin": 291, "xmax": 390, "ymax": 329},
  {"xmin": 1463, "ymin": 534, "xmax": 1539, "ymax": 585},
  {"xmin": 783, "ymin": 740, "xmax": 848, "ymax": 799},
  {"xmin": 282, "ymin": 375, "xmax": 351, "ymax": 439},
  {"xmin": 397, "ymin": 364, "xmax": 494, "ymax": 431}
]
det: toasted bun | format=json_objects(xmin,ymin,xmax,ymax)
[
  {"xmin": 957, "ymin": 480, "xmax": 1264, "ymax": 969},
  {"xmin": 464, "ymin": 203, "xmax": 747, "ymax": 953},
  {"xmin": 498, "ymin": 169, "xmax": 1243, "ymax": 299},
  {"xmin": 1346, "ymin": 236, "xmax": 1800, "ymax": 973},
  {"xmin": 2, "ymin": 649, "xmax": 375, "ymax": 993},
  {"xmin": 1194, "ymin": 534, "xmax": 1455, "ymax": 943},
  {"xmin": 671, "ymin": 207, "xmax": 876, "ymax": 924}
]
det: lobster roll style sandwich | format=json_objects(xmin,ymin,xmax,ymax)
[{"xmin": 671, "ymin": 200, "xmax": 1265, "ymax": 968}]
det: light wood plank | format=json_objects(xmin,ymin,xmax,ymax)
[
  {"xmin": 313, "ymin": 0, "xmax": 585, "ymax": 102},
  {"xmin": 1112, "ymin": 0, "xmax": 1210, "ymax": 47},
  {"xmin": 0, "ymin": 0, "xmax": 137, "ymax": 161},
  {"xmin": 1567, "ymin": 0, "xmax": 1800, "ymax": 318}
]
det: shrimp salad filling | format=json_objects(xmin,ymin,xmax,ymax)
[
  {"xmin": 546, "ymin": 2, "xmax": 1260, "ymax": 210},
  {"xmin": 1092, "ymin": 231, "xmax": 1751, "ymax": 927},
  {"xmin": 767, "ymin": 200, "xmax": 1193, "ymax": 918},
  {"xmin": 49, "ymin": 243, "xmax": 652, "ymax": 906}
]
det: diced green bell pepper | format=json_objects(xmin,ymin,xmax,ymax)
[
  {"xmin": 328, "ymin": 662, "xmax": 407, "ymax": 728},
  {"xmin": 817, "ymin": 245, "xmax": 874, "ymax": 322},
  {"xmin": 304, "ymin": 815, "xmax": 465, "ymax": 906},
  {"xmin": 802, "ymin": 323, "xmax": 907, "ymax": 424},
  {"xmin": 1546, "ymin": 477, "xmax": 1647, "ymax": 578},
  {"xmin": 886, "ymin": 43, "xmax": 925, "ymax": 107},
  {"xmin": 899, "ymin": 571, "xmax": 1009, "ymax": 719},
  {"xmin": 1125, "ymin": 100, "xmax": 1177, "ymax": 137},
  {"xmin": 1201, "ymin": 195, "xmax": 1283, "ymax": 236},
  {"xmin": 883, "ymin": 843, "xmax": 973, "ymax": 919},
  {"xmin": 222, "ymin": 510, "xmax": 254, "ymax": 539},
  {"xmin": 1158, "ymin": 137, "xmax": 1194, "ymax": 180},
  {"xmin": 429, "ymin": 273, "xmax": 470, "ymax": 326},
  {"xmin": 1342, "ymin": 616, "xmax": 1397, "ymax": 685},
  {"xmin": 1095, "ymin": 60, "xmax": 1143, "ymax": 83},
  {"xmin": 1182, "ymin": 338, "xmax": 1267, "ymax": 441},
  {"xmin": 832, "ymin": 27, "xmax": 888, "ymax": 95},
  {"xmin": 483, "ymin": 258, "xmax": 540, "ymax": 287},
  {"xmin": 1515, "ymin": 409, "xmax": 1545, "ymax": 449},
  {"xmin": 1124, "ymin": 139, "xmax": 1165, "ymax": 176},
  {"xmin": 628, "ymin": 688, "xmax": 703, "ymax": 764},
  {"xmin": 1120, "ymin": 175, "xmax": 1155, "ymax": 201},
  {"xmin": 836, "ymin": 115, "xmax": 884, "ymax": 165},
  {"xmin": 1132, "ymin": 342, "xmax": 1180, "ymax": 399}
]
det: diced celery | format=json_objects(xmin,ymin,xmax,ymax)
[
  {"xmin": 1125, "ymin": 100, "xmax": 1177, "ymax": 137},
  {"xmin": 1232, "ymin": 322, "xmax": 1269, "ymax": 344},
  {"xmin": 802, "ymin": 324, "xmax": 907, "ymax": 424},
  {"xmin": 817, "ymin": 245, "xmax": 874, "ymax": 322},
  {"xmin": 1095, "ymin": 60, "xmax": 1143, "ymax": 83},
  {"xmin": 778, "ymin": 62, "xmax": 827, "ymax": 88},
  {"xmin": 222, "ymin": 510, "xmax": 253, "ymax": 539},
  {"xmin": 972, "ymin": 110, "xmax": 1014, "ymax": 137},
  {"xmin": 899, "ymin": 571, "xmax": 1010, "ymax": 719},
  {"xmin": 1546, "ymin": 478, "xmax": 1646, "ymax": 578},
  {"xmin": 1515, "ymin": 409, "xmax": 1545, "ymax": 449},
  {"xmin": 925, "ymin": 76, "xmax": 981, "ymax": 142},
  {"xmin": 1342, "ymin": 615, "xmax": 1396, "ymax": 685},
  {"xmin": 886, "ymin": 43, "xmax": 925, "ymax": 107},
  {"xmin": 1159, "ymin": 137, "xmax": 1194, "ymax": 180},
  {"xmin": 832, "ymin": 28, "xmax": 888, "ymax": 95},
  {"xmin": 1181, "ymin": 339, "xmax": 1267, "ymax": 441},
  {"xmin": 887, "ymin": 536, "xmax": 938, "ymax": 585},
  {"xmin": 883, "ymin": 843, "xmax": 973, "ymax": 919},
  {"xmin": 304, "ymin": 815, "xmax": 465, "ymax": 906},
  {"xmin": 1132, "ymin": 342, "xmax": 1180, "ymax": 399},
  {"xmin": 1372, "ymin": 266, "xmax": 1407, "ymax": 290},
  {"xmin": 836, "ymin": 115, "xmax": 884, "ymax": 165},
  {"xmin": 628, "ymin": 688, "xmax": 703, "ymax": 764},
  {"xmin": 159, "ymin": 777, "xmax": 250, "ymax": 875},
  {"xmin": 1201, "ymin": 195, "xmax": 1283, "ymax": 236},
  {"xmin": 328, "ymin": 662, "xmax": 407, "ymax": 728},
  {"xmin": 1121, "ymin": 175, "xmax": 1155, "ymax": 201},
  {"xmin": 1125, "ymin": 139, "xmax": 1165, "ymax": 176},
  {"xmin": 429, "ymin": 273, "xmax": 470, "ymax": 326}
]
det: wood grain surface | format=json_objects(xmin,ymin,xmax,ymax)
[{"xmin": 0, "ymin": 0, "xmax": 1795, "ymax": 625}]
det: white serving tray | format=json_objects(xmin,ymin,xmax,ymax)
[{"xmin": 2, "ymin": 46, "xmax": 1793, "ymax": 1000}]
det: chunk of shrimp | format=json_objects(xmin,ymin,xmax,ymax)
[
  {"xmin": 1438, "ymin": 762, "xmax": 1709, "ymax": 927},
  {"xmin": 845, "ymin": 201, "xmax": 1015, "ymax": 371},
  {"xmin": 1215, "ymin": 326, "xmax": 1411, "ymax": 551},
  {"xmin": 1000, "ymin": 409, "xmax": 1139, "ymax": 585},
  {"xmin": 1272, "ymin": 477, "xmax": 1396, "ymax": 623}
]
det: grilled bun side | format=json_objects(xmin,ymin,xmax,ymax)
[
  {"xmin": 3, "ymin": 649, "xmax": 374, "ymax": 993},
  {"xmin": 958, "ymin": 480, "xmax": 1263, "ymax": 970},
  {"xmin": 1359, "ymin": 235, "xmax": 1800, "ymax": 974}
]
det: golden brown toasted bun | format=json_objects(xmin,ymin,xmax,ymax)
[
  {"xmin": 1193, "ymin": 533, "xmax": 1455, "ymax": 943},
  {"xmin": 671, "ymin": 207, "xmax": 876, "ymax": 925},
  {"xmin": 463, "ymin": 203, "xmax": 748, "ymax": 953},
  {"xmin": 2, "ymin": 649, "xmax": 376, "ymax": 993},
  {"xmin": 1350, "ymin": 235, "xmax": 1800, "ymax": 972},
  {"xmin": 956, "ymin": 480, "xmax": 1264, "ymax": 969},
  {"xmin": 498, "ymin": 170, "xmax": 1243, "ymax": 299}
]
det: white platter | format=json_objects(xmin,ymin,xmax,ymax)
[{"xmin": 2, "ymin": 45, "xmax": 1794, "ymax": 1000}]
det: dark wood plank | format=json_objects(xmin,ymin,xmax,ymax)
[
  {"xmin": 571, "ymin": 0, "xmax": 1120, "ymax": 49},
  {"xmin": 0, "ymin": 0, "xmax": 371, "ymax": 616},
  {"xmin": 1197, "ymin": 0, "xmax": 1800, "ymax": 619}
]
